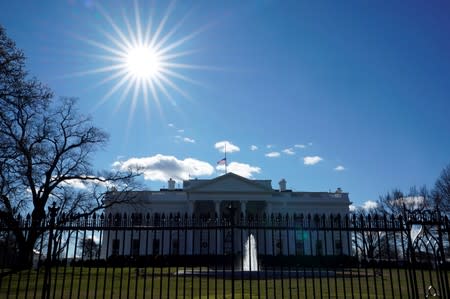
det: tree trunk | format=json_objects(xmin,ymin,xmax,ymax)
[
  {"xmin": 15, "ymin": 240, "xmax": 35, "ymax": 269},
  {"xmin": 14, "ymin": 225, "xmax": 41, "ymax": 270}
]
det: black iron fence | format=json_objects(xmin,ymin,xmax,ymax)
[{"xmin": 1, "ymin": 207, "xmax": 449, "ymax": 298}]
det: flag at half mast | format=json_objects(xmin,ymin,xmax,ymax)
[
  {"xmin": 217, "ymin": 143, "xmax": 227, "ymax": 173},
  {"xmin": 217, "ymin": 158, "xmax": 226, "ymax": 165}
]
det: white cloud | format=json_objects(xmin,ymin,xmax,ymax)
[
  {"xmin": 174, "ymin": 136, "xmax": 196, "ymax": 144},
  {"xmin": 349, "ymin": 204, "xmax": 357, "ymax": 212},
  {"xmin": 266, "ymin": 144, "xmax": 274, "ymax": 149},
  {"xmin": 303, "ymin": 156, "xmax": 323, "ymax": 165},
  {"xmin": 294, "ymin": 144, "xmax": 306, "ymax": 149},
  {"xmin": 250, "ymin": 145, "xmax": 258, "ymax": 151},
  {"xmin": 59, "ymin": 176, "xmax": 115, "ymax": 190},
  {"xmin": 113, "ymin": 154, "xmax": 214, "ymax": 182},
  {"xmin": 216, "ymin": 162, "xmax": 261, "ymax": 178},
  {"xmin": 215, "ymin": 141, "xmax": 240, "ymax": 153},
  {"xmin": 282, "ymin": 148, "xmax": 295, "ymax": 155},
  {"xmin": 334, "ymin": 165, "xmax": 345, "ymax": 171},
  {"xmin": 177, "ymin": 129, "xmax": 185, "ymax": 133},
  {"xmin": 183, "ymin": 137, "xmax": 195, "ymax": 143},
  {"xmin": 265, "ymin": 152, "xmax": 280, "ymax": 158},
  {"xmin": 390, "ymin": 196, "xmax": 425, "ymax": 210},
  {"xmin": 362, "ymin": 200, "xmax": 378, "ymax": 211},
  {"xmin": 168, "ymin": 123, "xmax": 175, "ymax": 128},
  {"xmin": 60, "ymin": 179, "xmax": 88, "ymax": 190},
  {"xmin": 308, "ymin": 142, "xmax": 313, "ymax": 146}
]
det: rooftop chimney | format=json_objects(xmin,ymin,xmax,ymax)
[
  {"xmin": 168, "ymin": 178, "xmax": 175, "ymax": 190},
  {"xmin": 279, "ymin": 179, "xmax": 287, "ymax": 191},
  {"xmin": 336, "ymin": 187, "xmax": 342, "ymax": 193}
]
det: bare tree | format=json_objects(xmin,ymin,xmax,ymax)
[
  {"xmin": 78, "ymin": 238, "xmax": 100, "ymax": 259},
  {"xmin": 351, "ymin": 206, "xmax": 388, "ymax": 260},
  {"xmin": 432, "ymin": 163, "xmax": 450, "ymax": 213},
  {"xmin": 377, "ymin": 186, "xmax": 429, "ymax": 216},
  {"xmin": 0, "ymin": 26, "xmax": 138, "ymax": 268}
]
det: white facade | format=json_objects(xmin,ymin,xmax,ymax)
[{"xmin": 101, "ymin": 173, "xmax": 351, "ymax": 258}]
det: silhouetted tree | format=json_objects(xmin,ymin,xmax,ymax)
[
  {"xmin": 375, "ymin": 166, "xmax": 450, "ymax": 264},
  {"xmin": 377, "ymin": 186, "xmax": 428, "ymax": 215},
  {"xmin": 351, "ymin": 207, "xmax": 398, "ymax": 260},
  {"xmin": 0, "ymin": 26, "xmax": 138, "ymax": 268},
  {"xmin": 432, "ymin": 163, "xmax": 450, "ymax": 213},
  {"xmin": 78, "ymin": 238, "xmax": 99, "ymax": 259}
]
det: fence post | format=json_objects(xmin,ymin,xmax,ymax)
[
  {"xmin": 42, "ymin": 202, "xmax": 59, "ymax": 299},
  {"xmin": 226, "ymin": 203, "xmax": 237, "ymax": 299},
  {"xmin": 436, "ymin": 209, "xmax": 449, "ymax": 298},
  {"xmin": 405, "ymin": 214, "xmax": 419, "ymax": 299}
]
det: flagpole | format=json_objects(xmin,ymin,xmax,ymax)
[{"xmin": 225, "ymin": 143, "xmax": 227, "ymax": 174}]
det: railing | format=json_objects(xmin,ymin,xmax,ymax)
[{"xmin": 1, "ymin": 207, "xmax": 449, "ymax": 298}]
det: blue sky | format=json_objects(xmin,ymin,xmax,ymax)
[{"xmin": 1, "ymin": 0, "xmax": 450, "ymax": 208}]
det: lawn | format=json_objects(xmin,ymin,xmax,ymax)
[{"xmin": 1, "ymin": 266, "xmax": 448, "ymax": 298}]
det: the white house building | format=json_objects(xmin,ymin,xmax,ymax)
[{"xmin": 101, "ymin": 172, "xmax": 352, "ymax": 259}]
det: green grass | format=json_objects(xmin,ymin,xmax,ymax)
[{"xmin": 1, "ymin": 266, "xmax": 449, "ymax": 298}]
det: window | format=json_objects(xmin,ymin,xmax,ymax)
[
  {"xmin": 172, "ymin": 239, "xmax": 179, "ymax": 255},
  {"xmin": 295, "ymin": 240, "xmax": 304, "ymax": 256},
  {"xmin": 200, "ymin": 212, "xmax": 211, "ymax": 221},
  {"xmin": 153, "ymin": 213, "xmax": 161, "ymax": 225},
  {"xmin": 335, "ymin": 240, "xmax": 343, "ymax": 255},
  {"xmin": 224, "ymin": 230, "xmax": 232, "ymax": 254},
  {"xmin": 294, "ymin": 215, "xmax": 304, "ymax": 227},
  {"xmin": 275, "ymin": 239, "xmax": 282, "ymax": 256},
  {"xmin": 132, "ymin": 213, "xmax": 143, "ymax": 225},
  {"xmin": 152, "ymin": 239, "xmax": 160, "ymax": 255},
  {"xmin": 113, "ymin": 214, "xmax": 122, "ymax": 227},
  {"xmin": 316, "ymin": 240, "xmax": 323, "ymax": 256},
  {"xmin": 201, "ymin": 241, "xmax": 209, "ymax": 254},
  {"xmin": 131, "ymin": 239, "xmax": 140, "ymax": 256},
  {"xmin": 112, "ymin": 239, "xmax": 120, "ymax": 255}
]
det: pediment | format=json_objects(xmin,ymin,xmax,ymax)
[{"xmin": 187, "ymin": 173, "xmax": 272, "ymax": 193}]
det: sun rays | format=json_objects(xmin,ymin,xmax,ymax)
[{"xmin": 74, "ymin": 0, "xmax": 209, "ymax": 119}]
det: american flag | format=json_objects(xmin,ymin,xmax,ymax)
[{"xmin": 217, "ymin": 158, "xmax": 227, "ymax": 165}]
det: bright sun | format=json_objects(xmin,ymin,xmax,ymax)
[
  {"xmin": 74, "ymin": 1, "xmax": 208, "ymax": 117},
  {"xmin": 126, "ymin": 46, "xmax": 162, "ymax": 79}
]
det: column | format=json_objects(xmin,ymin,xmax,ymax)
[
  {"xmin": 214, "ymin": 201, "xmax": 222, "ymax": 254},
  {"xmin": 187, "ymin": 200, "xmax": 194, "ymax": 254},
  {"xmin": 188, "ymin": 200, "xmax": 194, "ymax": 215},
  {"xmin": 265, "ymin": 202, "xmax": 272, "ymax": 255},
  {"xmin": 241, "ymin": 201, "xmax": 247, "ymax": 218},
  {"xmin": 266, "ymin": 202, "xmax": 272, "ymax": 216},
  {"xmin": 215, "ymin": 201, "xmax": 221, "ymax": 217}
]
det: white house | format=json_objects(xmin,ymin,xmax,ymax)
[{"xmin": 100, "ymin": 172, "xmax": 351, "ymax": 258}]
